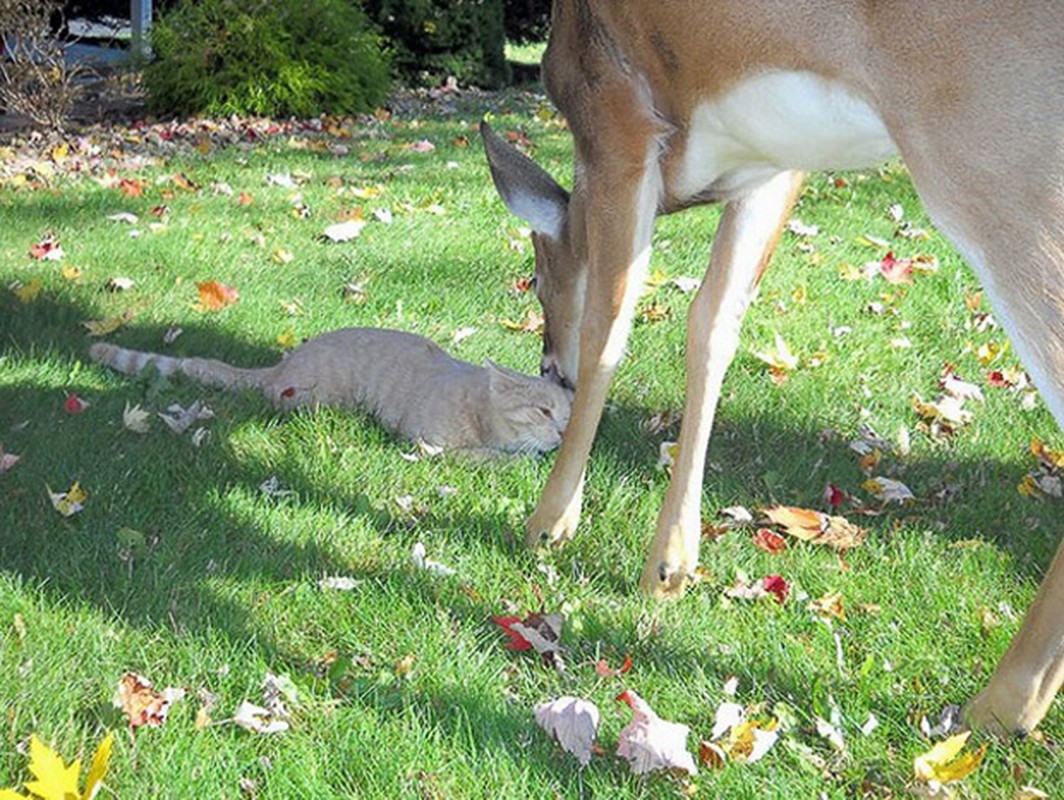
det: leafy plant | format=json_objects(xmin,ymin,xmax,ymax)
[
  {"xmin": 364, "ymin": 0, "xmax": 509, "ymax": 87},
  {"xmin": 144, "ymin": 0, "xmax": 390, "ymax": 118}
]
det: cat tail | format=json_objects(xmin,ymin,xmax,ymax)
[{"xmin": 88, "ymin": 342, "xmax": 269, "ymax": 391}]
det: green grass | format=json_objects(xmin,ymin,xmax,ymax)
[{"xmin": 1, "ymin": 94, "xmax": 1062, "ymax": 798}]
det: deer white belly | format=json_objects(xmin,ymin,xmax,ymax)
[{"xmin": 672, "ymin": 70, "xmax": 897, "ymax": 200}]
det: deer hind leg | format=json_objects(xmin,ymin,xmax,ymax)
[
  {"xmin": 640, "ymin": 171, "xmax": 805, "ymax": 598},
  {"xmin": 526, "ymin": 138, "xmax": 662, "ymax": 549},
  {"xmin": 906, "ymin": 153, "xmax": 1064, "ymax": 733}
]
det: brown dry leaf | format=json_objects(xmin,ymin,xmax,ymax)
[
  {"xmin": 764, "ymin": 506, "xmax": 867, "ymax": 550},
  {"xmin": 808, "ymin": 591, "xmax": 846, "ymax": 622},
  {"xmin": 113, "ymin": 672, "xmax": 185, "ymax": 729}
]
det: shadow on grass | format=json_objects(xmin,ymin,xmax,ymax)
[{"xmin": 2, "ymin": 285, "xmax": 1063, "ymax": 773}]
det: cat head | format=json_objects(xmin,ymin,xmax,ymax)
[{"xmin": 485, "ymin": 362, "xmax": 573, "ymax": 454}]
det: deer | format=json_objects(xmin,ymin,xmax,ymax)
[{"xmin": 481, "ymin": 1, "xmax": 1064, "ymax": 736}]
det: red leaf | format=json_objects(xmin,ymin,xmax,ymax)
[
  {"xmin": 63, "ymin": 393, "xmax": 89, "ymax": 414},
  {"xmin": 762, "ymin": 575, "xmax": 790, "ymax": 604},
  {"xmin": 824, "ymin": 483, "xmax": 847, "ymax": 509},
  {"xmin": 752, "ymin": 527, "xmax": 788, "ymax": 554},
  {"xmin": 492, "ymin": 616, "xmax": 533, "ymax": 651},
  {"xmin": 879, "ymin": 251, "xmax": 913, "ymax": 284}
]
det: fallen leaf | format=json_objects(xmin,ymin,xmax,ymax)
[
  {"xmin": 81, "ymin": 733, "xmax": 114, "ymax": 800},
  {"xmin": 0, "ymin": 452, "xmax": 20, "ymax": 475},
  {"xmin": 754, "ymin": 332, "xmax": 799, "ymax": 380},
  {"xmin": 411, "ymin": 542, "xmax": 456, "ymax": 576},
  {"xmin": 158, "ymin": 400, "xmax": 213, "ymax": 434},
  {"xmin": 105, "ymin": 276, "xmax": 135, "ymax": 292},
  {"xmin": 63, "ymin": 394, "xmax": 90, "ymax": 415},
  {"xmin": 231, "ymin": 700, "xmax": 289, "ymax": 734},
  {"xmin": 762, "ymin": 575, "xmax": 790, "ymax": 604},
  {"xmin": 808, "ymin": 591, "xmax": 846, "ymax": 622},
  {"xmin": 113, "ymin": 672, "xmax": 185, "ymax": 728},
  {"xmin": 764, "ymin": 505, "xmax": 867, "ymax": 550},
  {"xmin": 408, "ymin": 139, "xmax": 436, "ymax": 152},
  {"xmin": 83, "ymin": 311, "xmax": 135, "ymax": 337},
  {"xmin": 14, "ymin": 279, "xmax": 43, "ymax": 303},
  {"xmin": 752, "ymin": 527, "xmax": 788, "ymax": 554},
  {"xmin": 193, "ymin": 280, "xmax": 240, "ymax": 312},
  {"xmin": 913, "ymin": 731, "xmax": 987, "ymax": 785},
  {"xmin": 22, "ymin": 735, "xmax": 81, "ymax": 799},
  {"xmin": 48, "ymin": 481, "xmax": 87, "ymax": 517},
  {"xmin": 29, "ymin": 237, "xmax": 64, "ymax": 261},
  {"xmin": 322, "ymin": 219, "xmax": 367, "ymax": 242},
  {"xmin": 499, "ymin": 309, "xmax": 544, "ymax": 335},
  {"xmin": 657, "ymin": 441, "xmax": 680, "ymax": 471},
  {"xmin": 615, "ymin": 690, "xmax": 697, "ymax": 775},
  {"xmin": 122, "ymin": 402, "xmax": 151, "ymax": 434},
  {"xmin": 534, "ymin": 696, "xmax": 600, "ymax": 767},
  {"xmin": 862, "ymin": 476, "xmax": 915, "ymax": 504},
  {"xmin": 493, "ymin": 612, "xmax": 565, "ymax": 670},
  {"xmin": 594, "ymin": 654, "xmax": 633, "ymax": 678}
]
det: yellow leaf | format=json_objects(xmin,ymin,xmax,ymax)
[
  {"xmin": 913, "ymin": 731, "xmax": 987, "ymax": 784},
  {"xmin": 754, "ymin": 332, "xmax": 799, "ymax": 372},
  {"xmin": 1031, "ymin": 439, "xmax": 1064, "ymax": 470},
  {"xmin": 24, "ymin": 735, "xmax": 82, "ymax": 800},
  {"xmin": 276, "ymin": 328, "xmax": 296, "ymax": 350},
  {"xmin": 14, "ymin": 279, "xmax": 43, "ymax": 303},
  {"xmin": 48, "ymin": 482, "xmax": 87, "ymax": 517},
  {"xmin": 80, "ymin": 733, "xmax": 113, "ymax": 800},
  {"xmin": 61, "ymin": 266, "xmax": 82, "ymax": 282},
  {"xmin": 82, "ymin": 311, "xmax": 134, "ymax": 337},
  {"xmin": 0, "ymin": 790, "xmax": 30, "ymax": 799}
]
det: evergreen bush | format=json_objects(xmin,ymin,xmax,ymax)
[
  {"xmin": 364, "ymin": 0, "xmax": 508, "ymax": 88},
  {"xmin": 144, "ymin": 0, "xmax": 391, "ymax": 119}
]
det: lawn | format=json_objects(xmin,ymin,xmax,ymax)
[{"xmin": 1, "ymin": 87, "xmax": 1062, "ymax": 797}]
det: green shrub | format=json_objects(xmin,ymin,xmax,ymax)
[
  {"xmin": 364, "ymin": 0, "xmax": 509, "ymax": 88},
  {"xmin": 144, "ymin": 0, "xmax": 391, "ymax": 119},
  {"xmin": 503, "ymin": 0, "xmax": 550, "ymax": 44}
]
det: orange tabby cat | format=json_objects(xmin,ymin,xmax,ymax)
[{"xmin": 89, "ymin": 328, "xmax": 571, "ymax": 455}]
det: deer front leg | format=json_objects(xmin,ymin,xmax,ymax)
[
  {"xmin": 527, "ymin": 152, "xmax": 661, "ymax": 548},
  {"xmin": 641, "ymin": 171, "xmax": 805, "ymax": 597},
  {"xmin": 964, "ymin": 539, "xmax": 1064, "ymax": 735}
]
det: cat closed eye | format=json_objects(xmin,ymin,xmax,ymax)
[{"xmin": 538, "ymin": 407, "xmax": 554, "ymax": 419}]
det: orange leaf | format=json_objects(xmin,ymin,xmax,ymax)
[
  {"xmin": 194, "ymin": 280, "xmax": 240, "ymax": 311},
  {"xmin": 764, "ymin": 505, "xmax": 827, "ymax": 539},
  {"xmin": 752, "ymin": 527, "xmax": 788, "ymax": 554}
]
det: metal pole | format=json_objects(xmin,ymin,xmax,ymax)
[{"xmin": 131, "ymin": 0, "xmax": 152, "ymax": 59}]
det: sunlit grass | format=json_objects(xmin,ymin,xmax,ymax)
[{"xmin": 1, "ymin": 93, "xmax": 1062, "ymax": 797}]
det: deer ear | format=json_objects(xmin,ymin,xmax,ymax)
[{"xmin": 481, "ymin": 121, "xmax": 569, "ymax": 240}]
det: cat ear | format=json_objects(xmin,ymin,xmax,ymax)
[{"xmin": 485, "ymin": 360, "xmax": 530, "ymax": 389}]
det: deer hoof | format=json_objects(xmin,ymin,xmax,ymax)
[{"xmin": 639, "ymin": 559, "xmax": 690, "ymax": 599}]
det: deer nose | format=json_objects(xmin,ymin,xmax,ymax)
[{"xmin": 540, "ymin": 357, "xmax": 574, "ymax": 391}]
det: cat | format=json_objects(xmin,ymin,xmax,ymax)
[{"xmin": 89, "ymin": 328, "xmax": 572, "ymax": 455}]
